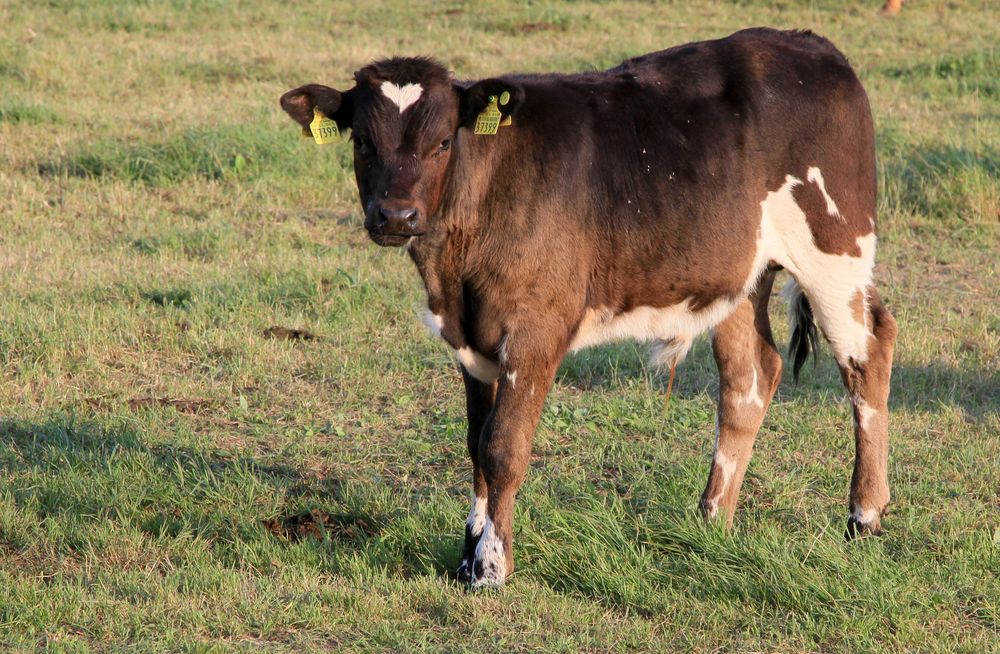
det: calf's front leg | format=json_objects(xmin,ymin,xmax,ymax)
[{"xmin": 469, "ymin": 347, "xmax": 561, "ymax": 588}]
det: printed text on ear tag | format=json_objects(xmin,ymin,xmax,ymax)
[
  {"xmin": 309, "ymin": 107, "xmax": 340, "ymax": 144},
  {"xmin": 474, "ymin": 94, "xmax": 506, "ymax": 135}
]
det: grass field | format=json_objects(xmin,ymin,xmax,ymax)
[{"xmin": 1, "ymin": 0, "xmax": 998, "ymax": 651}]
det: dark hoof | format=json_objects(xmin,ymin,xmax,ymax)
[
  {"xmin": 845, "ymin": 516, "xmax": 883, "ymax": 541},
  {"xmin": 456, "ymin": 522, "xmax": 483, "ymax": 584},
  {"xmin": 456, "ymin": 558, "xmax": 474, "ymax": 584}
]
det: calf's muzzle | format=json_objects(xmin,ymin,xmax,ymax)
[{"xmin": 366, "ymin": 201, "xmax": 424, "ymax": 246}]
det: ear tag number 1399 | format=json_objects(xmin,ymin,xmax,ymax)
[{"xmin": 306, "ymin": 106, "xmax": 340, "ymax": 144}]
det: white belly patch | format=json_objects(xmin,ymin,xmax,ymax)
[{"xmin": 569, "ymin": 297, "xmax": 744, "ymax": 366}]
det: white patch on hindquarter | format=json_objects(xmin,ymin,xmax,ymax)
[
  {"xmin": 806, "ymin": 167, "xmax": 842, "ymax": 219},
  {"xmin": 421, "ymin": 310, "xmax": 444, "ymax": 337},
  {"xmin": 506, "ymin": 370, "xmax": 517, "ymax": 388},
  {"xmin": 380, "ymin": 81, "xmax": 423, "ymax": 114},
  {"xmin": 456, "ymin": 346, "xmax": 500, "ymax": 383},
  {"xmin": 473, "ymin": 518, "xmax": 506, "ymax": 588},
  {"xmin": 466, "ymin": 496, "xmax": 487, "ymax": 537},
  {"xmin": 764, "ymin": 172, "xmax": 876, "ymax": 366}
]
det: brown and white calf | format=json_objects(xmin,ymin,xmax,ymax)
[{"xmin": 280, "ymin": 28, "xmax": 897, "ymax": 587}]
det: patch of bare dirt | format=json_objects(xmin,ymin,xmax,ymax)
[
  {"xmin": 263, "ymin": 326, "xmax": 318, "ymax": 341},
  {"xmin": 126, "ymin": 397, "xmax": 211, "ymax": 413},
  {"xmin": 262, "ymin": 509, "xmax": 376, "ymax": 543}
]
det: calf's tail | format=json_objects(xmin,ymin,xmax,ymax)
[{"xmin": 782, "ymin": 279, "xmax": 818, "ymax": 382}]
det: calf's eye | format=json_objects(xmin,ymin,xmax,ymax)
[{"xmin": 438, "ymin": 138, "xmax": 451, "ymax": 152}]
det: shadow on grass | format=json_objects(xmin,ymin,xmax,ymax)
[
  {"xmin": 0, "ymin": 416, "xmax": 389, "ymax": 566},
  {"xmin": 558, "ymin": 340, "xmax": 999, "ymax": 420}
]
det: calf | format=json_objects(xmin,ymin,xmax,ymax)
[{"xmin": 280, "ymin": 28, "xmax": 897, "ymax": 588}]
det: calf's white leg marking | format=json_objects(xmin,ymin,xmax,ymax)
[
  {"xmin": 380, "ymin": 81, "xmax": 423, "ymax": 114},
  {"xmin": 706, "ymin": 447, "xmax": 737, "ymax": 519},
  {"xmin": 853, "ymin": 394, "xmax": 878, "ymax": 432},
  {"xmin": 739, "ymin": 366, "xmax": 764, "ymax": 409},
  {"xmin": 851, "ymin": 506, "xmax": 880, "ymax": 525},
  {"xmin": 498, "ymin": 335, "xmax": 510, "ymax": 365},
  {"xmin": 467, "ymin": 495, "xmax": 487, "ymax": 537},
  {"xmin": 473, "ymin": 517, "xmax": 506, "ymax": 588}
]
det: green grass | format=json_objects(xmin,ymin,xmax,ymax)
[{"xmin": 0, "ymin": 0, "xmax": 998, "ymax": 651}]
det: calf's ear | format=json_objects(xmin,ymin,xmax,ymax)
[
  {"xmin": 456, "ymin": 78, "xmax": 524, "ymax": 129},
  {"xmin": 279, "ymin": 84, "xmax": 354, "ymax": 130}
]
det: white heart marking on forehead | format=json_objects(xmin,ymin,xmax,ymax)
[{"xmin": 380, "ymin": 81, "xmax": 423, "ymax": 114}]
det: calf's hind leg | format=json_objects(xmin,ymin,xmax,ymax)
[
  {"xmin": 836, "ymin": 287, "xmax": 897, "ymax": 538},
  {"xmin": 795, "ymin": 278, "xmax": 897, "ymax": 537},
  {"xmin": 700, "ymin": 274, "xmax": 783, "ymax": 527}
]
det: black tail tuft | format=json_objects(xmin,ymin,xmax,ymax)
[{"xmin": 788, "ymin": 287, "xmax": 818, "ymax": 383}]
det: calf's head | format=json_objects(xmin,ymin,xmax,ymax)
[{"xmin": 281, "ymin": 58, "xmax": 521, "ymax": 246}]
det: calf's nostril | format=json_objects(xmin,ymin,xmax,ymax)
[{"xmin": 375, "ymin": 206, "xmax": 419, "ymax": 233}]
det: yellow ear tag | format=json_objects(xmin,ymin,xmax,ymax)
[
  {"xmin": 474, "ymin": 95, "xmax": 503, "ymax": 135},
  {"xmin": 308, "ymin": 106, "xmax": 339, "ymax": 145},
  {"xmin": 498, "ymin": 90, "xmax": 512, "ymax": 127}
]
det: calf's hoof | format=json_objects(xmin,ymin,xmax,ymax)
[
  {"xmin": 456, "ymin": 521, "xmax": 508, "ymax": 588},
  {"xmin": 455, "ymin": 555, "xmax": 506, "ymax": 588},
  {"xmin": 845, "ymin": 507, "xmax": 885, "ymax": 540},
  {"xmin": 455, "ymin": 557, "xmax": 475, "ymax": 584},
  {"xmin": 470, "ymin": 559, "xmax": 506, "ymax": 589}
]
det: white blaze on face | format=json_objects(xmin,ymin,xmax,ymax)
[
  {"xmin": 380, "ymin": 81, "xmax": 423, "ymax": 114},
  {"xmin": 473, "ymin": 517, "xmax": 506, "ymax": 588}
]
